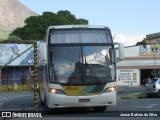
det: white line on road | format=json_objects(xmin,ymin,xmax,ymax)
[
  {"xmin": 132, "ymin": 104, "xmax": 158, "ymax": 109},
  {"xmin": 146, "ymin": 104, "xmax": 158, "ymax": 108},
  {"xmin": 0, "ymin": 102, "xmax": 3, "ymax": 107},
  {"xmin": 2, "ymin": 98, "xmax": 8, "ymax": 99}
]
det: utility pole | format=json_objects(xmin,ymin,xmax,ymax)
[{"xmin": 154, "ymin": 51, "xmax": 156, "ymax": 78}]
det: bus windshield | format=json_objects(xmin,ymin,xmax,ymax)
[
  {"xmin": 49, "ymin": 45, "xmax": 114, "ymax": 85},
  {"xmin": 49, "ymin": 29, "xmax": 112, "ymax": 44}
]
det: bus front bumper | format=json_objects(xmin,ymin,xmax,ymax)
[{"xmin": 47, "ymin": 91, "xmax": 116, "ymax": 108}]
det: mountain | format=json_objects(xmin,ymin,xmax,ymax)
[{"xmin": 0, "ymin": 0, "xmax": 37, "ymax": 32}]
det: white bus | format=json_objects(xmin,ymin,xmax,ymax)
[{"xmin": 38, "ymin": 25, "xmax": 124, "ymax": 112}]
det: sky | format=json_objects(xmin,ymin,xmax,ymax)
[{"xmin": 19, "ymin": 0, "xmax": 160, "ymax": 46}]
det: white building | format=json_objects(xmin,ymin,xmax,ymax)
[{"xmin": 116, "ymin": 45, "xmax": 160, "ymax": 86}]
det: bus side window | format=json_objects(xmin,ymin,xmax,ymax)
[
  {"xmin": 49, "ymin": 51, "xmax": 55, "ymax": 82},
  {"xmin": 43, "ymin": 65, "xmax": 48, "ymax": 82}
]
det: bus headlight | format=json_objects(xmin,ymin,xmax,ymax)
[
  {"xmin": 49, "ymin": 88, "xmax": 66, "ymax": 95},
  {"xmin": 103, "ymin": 86, "xmax": 116, "ymax": 93}
]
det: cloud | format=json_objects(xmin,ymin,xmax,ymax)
[{"xmin": 112, "ymin": 33, "xmax": 145, "ymax": 46}]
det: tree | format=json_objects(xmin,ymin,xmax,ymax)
[
  {"xmin": 7, "ymin": 35, "xmax": 22, "ymax": 40},
  {"xmin": 150, "ymin": 44, "xmax": 160, "ymax": 52},
  {"xmin": 10, "ymin": 10, "xmax": 88, "ymax": 40},
  {"xmin": 150, "ymin": 44, "xmax": 154, "ymax": 52}
]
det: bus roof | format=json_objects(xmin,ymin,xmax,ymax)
[{"xmin": 47, "ymin": 25, "xmax": 110, "ymax": 30}]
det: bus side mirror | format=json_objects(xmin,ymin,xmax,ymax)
[
  {"xmin": 39, "ymin": 42, "xmax": 47, "ymax": 63},
  {"xmin": 114, "ymin": 42, "xmax": 124, "ymax": 62}
]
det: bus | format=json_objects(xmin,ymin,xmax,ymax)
[{"xmin": 38, "ymin": 25, "xmax": 124, "ymax": 112}]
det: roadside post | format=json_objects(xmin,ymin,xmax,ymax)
[{"xmin": 34, "ymin": 40, "xmax": 38, "ymax": 112}]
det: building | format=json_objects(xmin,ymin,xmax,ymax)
[
  {"xmin": 116, "ymin": 32, "xmax": 160, "ymax": 87},
  {"xmin": 117, "ymin": 45, "xmax": 160, "ymax": 86},
  {"xmin": 146, "ymin": 32, "xmax": 160, "ymax": 44},
  {"xmin": 0, "ymin": 42, "xmax": 41, "ymax": 86}
]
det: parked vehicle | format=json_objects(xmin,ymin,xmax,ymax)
[{"xmin": 145, "ymin": 78, "xmax": 160, "ymax": 98}]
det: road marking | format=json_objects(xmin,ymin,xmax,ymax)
[
  {"xmin": 146, "ymin": 104, "xmax": 158, "ymax": 108},
  {"xmin": 2, "ymin": 98, "xmax": 8, "ymax": 99},
  {"xmin": 0, "ymin": 102, "xmax": 3, "ymax": 107},
  {"xmin": 132, "ymin": 104, "xmax": 158, "ymax": 109}
]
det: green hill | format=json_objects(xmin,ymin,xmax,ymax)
[{"xmin": 0, "ymin": 30, "xmax": 10, "ymax": 40}]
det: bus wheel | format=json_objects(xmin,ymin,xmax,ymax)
[
  {"xmin": 146, "ymin": 94, "xmax": 154, "ymax": 98},
  {"xmin": 93, "ymin": 106, "xmax": 107, "ymax": 112}
]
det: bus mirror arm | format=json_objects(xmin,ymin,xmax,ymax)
[{"xmin": 114, "ymin": 42, "xmax": 124, "ymax": 62}]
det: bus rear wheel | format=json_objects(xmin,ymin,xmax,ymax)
[{"xmin": 93, "ymin": 106, "xmax": 107, "ymax": 112}]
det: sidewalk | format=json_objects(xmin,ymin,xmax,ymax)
[{"xmin": 117, "ymin": 85, "xmax": 145, "ymax": 90}]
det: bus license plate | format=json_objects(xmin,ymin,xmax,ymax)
[{"xmin": 79, "ymin": 99, "xmax": 90, "ymax": 103}]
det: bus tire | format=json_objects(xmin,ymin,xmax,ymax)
[
  {"xmin": 146, "ymin": 94, "xmax": 154, "ymax": 98},
  {"xmin": 93, "ymin": 106, "xmax": 107, "ymax": 112}
]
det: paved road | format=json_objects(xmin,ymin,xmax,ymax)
[
  {"xmin": 0, "ymin": 92, "xmax": 34, "ymax": 111},
  {"xmin": 0, "ymin": 86, "xmax": 146, "ymax": 111},
  {"xmin": 0, "ymin": 88, "xmax": 160, "ymax": 119}
]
